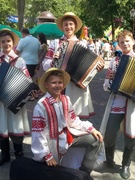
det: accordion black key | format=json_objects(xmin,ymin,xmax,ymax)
[
  {"xmin": 110, "ymin": 54, "xmax": 135, "ymax": 100},
  {"xmin": 53, "ymin": 41, "xmax": 104, "ymax": 88},
  {"xmin": 0, "ymin": 61, "xmax": 38, "ymax": 114}
]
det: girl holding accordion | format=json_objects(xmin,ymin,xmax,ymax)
[{"xmin": 0, "ymin": 29, "xmax": 30, "ymax": 166}]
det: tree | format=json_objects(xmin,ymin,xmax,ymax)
[
  {"xmin": 80, "ymin": 0, "xmax": 135, "ymax": 40},
  {"xmin": 24, "ymin": 0, "xmax": 81, "ymax": 28},
  {"xmin": 17, "ymin": 0, "xmax": 25, "ymax": 31},
  {"xmin": 0, "ymin": 0, "xmax": 17, "ymax": 27},
  {"xmin": 0, "ymin": 0, "xmax": 135, "ymax": 39}
]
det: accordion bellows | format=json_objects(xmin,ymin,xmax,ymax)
[
  {"xmin": 53, "ymin": 41, "xmax": 104, "ymax": 88},
  {"xmin": 110, "ymin": 54, "xmax": 135, "ymax": 100},
  {"xmin": 0, "ymin": 61, "xmax": 38, "ymax": 114}
]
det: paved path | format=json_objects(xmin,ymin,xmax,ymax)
[{"xmin": 0, "ymin": 60, "xmax": 135, "ymax": 180}]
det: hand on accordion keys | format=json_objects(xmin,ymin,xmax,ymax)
[
  {"xmin": 96, "ymin": 60, "xmax": 105, "ymax": 71},
  {"xmin": 53, "ymin": 52, "xmax": 60, "ymax": 59},
  {"xmin": 52, "ymin": 52, "xmax": 60, "ymax": 67}
]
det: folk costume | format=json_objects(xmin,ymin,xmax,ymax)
[
  {"xmin": 42, "ymin": 34, "xmax": 94, "ymax": 119},
  {"xmin": 31, "ymin": 67, "xmax": 102, "ymax": 172},
  {"xmin": 102, "ymin": 50, "xmax": 135, "ymax": 138},
  {"xmin": 42, "ymin": 12, "xmax": 95, "ymax": 119},
  {"xmin": 0, "ymin": 29, "xmax": 30, "ymax": 166},
  {"xmin": 100, "ymin": 50, "xmax": 135, "ymax": 178},
  {"xmin": 0, "ymin": 50, "xmax": 30, "ymax": 138},
  {"xmin": 31, "ymin": 92, "xmax": 100, "ymax": 170}
]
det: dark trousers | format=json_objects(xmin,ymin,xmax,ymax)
[
  {"xmin": 26, "ymin": 64, "xmax": 37, "ymax": 78},
  {"xmin": 71, "ymin": 134, "xmax": 101, "ymax": 170},
  {"xmin": 104, "ymin": 113, "xmax": 135, "ymax": 148},
  {"xmin": 104, "ymin": 113, "xmax": 135, "ymax": 167}
]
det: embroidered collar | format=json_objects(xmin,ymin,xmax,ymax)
[
  {"xmin": 0, "ymin": 50, "xmax": 18, "ymax": 60},
  {"xmin": 60, "ymin": 35, "xmax": 78, "ymax": 41},
  {"xmin": 45, "ymin": 92, "xmax": 62, "ymax": 105}
]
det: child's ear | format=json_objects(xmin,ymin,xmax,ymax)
[{"xmin": 44, "ymin": 82, "xmax": 48, "ymax": 89}]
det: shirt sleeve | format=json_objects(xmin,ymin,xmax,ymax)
[
  {"xmin": 66, "ymin": 96, "xmax": 95, "ymax": 133},
  {"xmin": 31, "ymin": 103, "xmax": 53, "ymax": 162},
  {"xmin": 103, "ymin": 57, "xmax": 115, "ymax": 91},
  {"xmin": 42, "ymin": 40, "xmax": 56, "ymax": 71},
  {"xmin": 15, "ymin": 57, "xmax": 30, "ymax": 77}
]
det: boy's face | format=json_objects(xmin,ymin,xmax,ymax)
[
  {"xmin": 118, "ymin": 35, "xmax": 134, "ymax": 54},
  {"xmin": 44, "ymin": 75, "xmax": 64, "ymax": 99},
  {"xmin": 0, "ymin": 35, "xmax": 13, "ymax": 54},
  {"xmin": 62, "ymin": 18, "xmax": 76, "ymax": 38}
]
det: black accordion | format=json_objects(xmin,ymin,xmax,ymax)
[
  {"xmin": 0, "ymin": 61, "xmax": 38, "ymax": 114},
  {"xmin": 53, "ymin": 40, "xmax": 104, "ymax": 88},
  {"xmin": 110, "ymin": 54, "xmax": 135, "ymax": 100}
]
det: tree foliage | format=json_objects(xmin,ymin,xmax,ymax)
[
  {"xmin": 0, "ymin": 0, "xmax": 135, "ymax": 39},
  {"xmin": 0, "ymin": 0, "xmax": 17, "ymax": 27},
  {"xmin": 80, "ymin": 0, "xmax": 135, "ymax": 38}
]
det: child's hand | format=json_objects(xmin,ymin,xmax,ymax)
[
  {"xmin": 91, "ymin": 129, "xmax": 103, "ymax": 142},
  {"xmin": 46, "ymin": 158, "xmax": 57, "ymax": 166},
  {"xmin": 96, "ymin": 60, "xmax": 105, "ymax": 71},
  {"xmin": 53, "ymin": 52, "xmax": 60, "ymax": 59}
]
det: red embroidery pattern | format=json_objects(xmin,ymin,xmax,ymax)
[
  {"xmin": 32, "ymin": 118, "xmax": 46, "ymax": 132},
  {"xmin": 45, "ymin": 48, "xmax": 54, "ymax": 59},
  {"xmin": 111, "ymin": 107, "xmax": 125, "ymax": 112},
  {"xmin": 42, "ymin": 95, "xmax": 73, "ymax": 145},
  {"xmin": 106, "ymin": 68, "xmax": 111, "ymax": 78},
  {"xmin": 61, "ymin": 95, "xmax": 68, "ymax": 119},
  {"xmin": 44, "ymin": 152, "xmax": 53, "ymax": 161},
  {"xmin": 87, "ymin": 126, "xmax": 94, "ymax": 133},
  {"xmin": 69, "ymin": 110, "xmax": 76, "ymax": 119},
  {"xmin": 42, "ymin": 98, "xmax": 58, "ymax": 139},
  {"xmin": 22, "ymin": 68, "xmax": 30, "ymax": 77}
]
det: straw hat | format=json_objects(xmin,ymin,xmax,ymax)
[
  {"xmin": 57, "ymin": 12, "xmax": 82, "ymax": 33},
  {"xmin": 39, "ymin": 68, "xmax": 71, "ymax": 93},
  {"xmin": 0, "ymin": 28, "xmax": 19, "ymax": 47}
]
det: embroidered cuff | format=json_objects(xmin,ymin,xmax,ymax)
[
  {"xmin": 87, "ymin": 126, "xmax": 95, "ymax": 133},
  {"xmin": 44, "ymin": 152, "xmax": 53, "ymax": 162}
]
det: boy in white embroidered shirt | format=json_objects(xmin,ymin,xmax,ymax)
[
  {"xmin": 31, "ymin": 67, "xmax": 103, "ymax": 176},
  {"xmin": 102, "ymin": 29, "xmax": 135, "ymax": 179}
]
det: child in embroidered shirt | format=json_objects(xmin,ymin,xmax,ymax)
[
  {"xmin": 0, "ymin": 29, "xmax": 30, "ymax": 166},
  {"xmin": 101, "ymin": 29, "xmax": 135, "ymax": 179},
  {"xmin": 31, "ymin": 68, "xmax": 103, "ymax": 176}
]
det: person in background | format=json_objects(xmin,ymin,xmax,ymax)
[
  {"xmin": 95, "ymin": 39, "xmax": 102, "ymax": 55},
  {"xmin": 102, "ymin": 39, "xmax": 111, "ymax": 60},
  {"xmin": 101, "ymin": 29, "xmax": 135, "ymax": 179},
  {"xmin": 0, "ymin": 29, "xmax": 30, "ymax": 166},
  {"xmin": 33, "ymin": 33, "xmax": 48, "ymax": 96},
  {"xmin": 15, "ymin": 28, "xmax": 40, "ymax": 100},
  {"xmin": 42, "ymin": 12, "xmax": 104, "ymax": 119},
  {"xmin": 87, "ymin": 39, "xmax": 95, "ymax": 52},
  {"xmin": 31, "ymin": 68, "xmax": 103, "ymax": 179}
]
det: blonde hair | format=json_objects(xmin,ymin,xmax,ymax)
[{"xmin": 117, "ymin": 29, "xmax": 133, "ymax": 41}]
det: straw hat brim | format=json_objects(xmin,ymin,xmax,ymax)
[
  {"xmin": 39, "ymin": 68, "xmax": 71, "ymax": 93},
  {"xmin": 57, "ymin": 12, "xmax": 82, "ymax": 33},
  {"xmin": 0, "ymin": 28, "xmax": 19, "ymax": 48}
]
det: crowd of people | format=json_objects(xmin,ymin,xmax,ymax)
[
  {"xmin": 0, "ymin": 11, "xmax": 135, "ymax": 180},
  {"xmin": 83, "ymin": 37, "xmax": 122, "ymax": 61}
]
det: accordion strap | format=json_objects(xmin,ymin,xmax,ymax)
[
  {"xmin": 61, "ymin": 40, "xmax": 76, "ymax": 70},
  {"xmin": 0, "ymin": 55, "xmax": 19, "ymax": 65}
]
